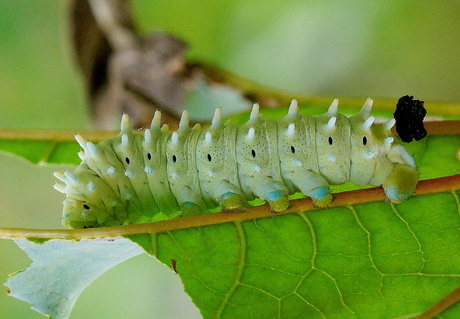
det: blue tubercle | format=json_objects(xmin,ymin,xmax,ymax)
[
  {"xmin": 266, "ymin": 191, "xmax": 283, "ymax": 201},
  {"xmin": 222, "ymin": 192, "xmax": 236, "ymax": 199},
  {"xmin": 312, "ymin": 187, "xmax": 328, "ymax": 199}
]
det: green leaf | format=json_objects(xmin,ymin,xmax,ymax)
[
  {"xmin": 5, "ymin": 238, "xmax": 143, "ymax": 319},
  {"xmin": 150, "ymin": 190, "xmax": 460, "ymax": 318},
  {"xmin": 0, "ymin": 129, "xmax": 118, "ymax": 166},
  {"xmin": 0, "ymin": 140, "xmax": 80, "ymax": 165},
  {"xmin": 3, "ymin": 185, "xmax": 459, "ymax": 319}
]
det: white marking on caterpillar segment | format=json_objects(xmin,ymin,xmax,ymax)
[
  {"xmin": 293, "ymin": 160, "xmax": 302, "ymax": 167},
  {"xmin": 363, "ymin": 116, "xmax": 375, "ymax": 129},
  {"xmin": 249, "ymin": 103, "xmax": 260, "ymax": 123},
  {"xmin": 211, "ymin": 108, "xmax": 222, "ymax": 128},
  {"xmin": 384, "ymin": 137, "xmax": 394, "ymax": 145},
  {"xmin": 171, "ymin": 132, "xmax": 179, "ymax": 145},
  {"xmin": 121, "ymin": 114, "xmax": 130, "ymax": 131},
  {"xmin": 144, "ymin": 166, "xmax": 155, "ymax": 175},
  {"xmin": 247, "ymin": 127, "xmax": 255, "ymax": 141},
  {"xmin": 144, "ymin": 129, "xmax": 152, "ymax": 143},
  {"xmin": 124, "ymin": 170, "xmax": 135, "ymax": 178},
  {"xmin": 360, "ymin": 98, "xmax": 373, "ymax": 116},
  {"xmin": 328, "ymin": 99, "xmax": 339, "ymax": 115},
  {"xmin": 327, "ymin": 116, "xmax": 337, "ymax": 130},
  {"xmin": 327, "ymin": 153, "xmax": 336, "ymax": 162},
  {"xmin": 64, "ymin": 171, "xmax": 77, "ymax": 182},
  {"xmin": 286, "ymin": 100, "xmax": 298, "ymax": 119},
  {"xmin": 205, "ymin": 131, "xmax": 212, "ymax": 145},
  {"xmin": 287, "ymin": 123, "xmax": 295, "ymax": 137},
  {"xmin": 384, "ymin": 118, "xmax": 396, "ymax": 130},
  {"xmin": 87, "ymin": 182, "xmax": 96, "ymax": 191},
  {"xmin": 122, "ymin": 134, "xmax": 129, "ymax": 146},
  {"xmin": 53, "ymin": 183, "xmax": 66, "ymax": 193},
  {"xmin": 152, "ymin": 111, "xmax": 161, "ymax": 130},
  {"xmin": 87, "ymin": 142, "xmax": 98, "ymax": 156},
  {"xmin": 53, "ymin": 171, "xmax": 65, "ymax": 182},
  {"xmin": 179, "ymin": 111, "xmax": 190, "ymax": 131},
  {"xmin": 75, "ymin": 134, "xmax": 87, "ymax": 149},
  {"xmin": 365, "ymin": 150, "xmax": 374, "ymax": 158},
  {"xmin": 107, "ymin": 166, "xmax": 116, "ymax": 176},
  {"xmin": 252, "ymin": 164, "xmax": 261, "ymax": 172}
]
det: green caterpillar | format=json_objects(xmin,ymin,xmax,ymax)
[{"xmin": 54, "ymin": 99, "xmax": 419, "ymax": 229}]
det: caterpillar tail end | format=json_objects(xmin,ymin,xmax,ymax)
[
  {"xmin": 383, "ymin": 163, "xmax": 419, "ymax": 204},
  {"xmin": 384, "ymin": 185, "xmax": 416, "ymax": 204}
]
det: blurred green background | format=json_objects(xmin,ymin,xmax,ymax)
[{"xmin": 0, "ymin": 1, "xmax": 459, "ymax": 318}]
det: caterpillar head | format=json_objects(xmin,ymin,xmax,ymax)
[
  {"xmin": 378, "ymin": 120, "xmax": 416, "ymax": 169},
  {"xmin": 349, "ymin": 98, "xmax": 415, "ymax": 185}
]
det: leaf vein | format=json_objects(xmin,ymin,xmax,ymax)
[
  {"xmin": 348, "ymin": 205, "xmax": 386, "ymax": 302},
  {"xmin": 315, "ymin": 268, "xmax": 357, "ymax": 316},
  {"xmin": 252, "ymin": 219, "xmax": 306, "ymax": 263},
  {"xmin": 390, "ymin": 204, "xmax": 426, "ymax": 273},
  {"xmin": 214, "ymin": 221, "xmax": 246, "ymax": 317}
]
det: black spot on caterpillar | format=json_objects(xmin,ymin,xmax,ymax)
[
  {"xmin": 54, "ymin": 99, "xmax": 419, "ymax": 229},
  {"xmin": 394, "ymin": 95, "xmax": 427, "ymax": 143}
]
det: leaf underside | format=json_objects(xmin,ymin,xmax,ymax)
[
  {"xmin": 5, "ymin": 189, "xmax": 459, "ymax": 319},
  {"xmin": 5, "ymin": 239, "xmax": 143, "ymax": 319},
  {"xmin": 138, "ymin": 190, "xmax": 460, "ymax": 318}
]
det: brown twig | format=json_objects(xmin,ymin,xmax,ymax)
[{"xmin": 417, "ymin": 286, "xmax": 460, "ymax": 319}]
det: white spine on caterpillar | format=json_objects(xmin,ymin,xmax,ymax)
[{"xmin": 56, "ymin": 99, "xmax": 419, "ymax": 229}]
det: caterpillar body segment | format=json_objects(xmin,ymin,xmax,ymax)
[
  {"xmin": 56, "ymin": 99, "xmax": 419, "ymax": 229},
  {"xmin": 196, "ymin": 123, "xmax": 246, "ymax": 211},
  {"xmin": 142, "ymin": 127, "xmax": 179, "ymax": 216},
  {"xmin": 236, "ymin": 118, "xmax": 290, "ymax": 212}
]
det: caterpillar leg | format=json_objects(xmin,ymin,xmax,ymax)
[
  {"xmin": 251, "ymin": 176, "xmax": 290, "ymax": 212},
  {"xmin": 213, "ymin": 180, "xmax": 247, "ymax": 211},
  {"xmin": 181, "ymin": 201, "xmax": 203, "ymax": 216},
  {"xmin": 265, "ymin": 190, "xmax": 290, "ymax": 212},
  {"xmin": 174, "ymin": 186, "xmax": 206, "ymax": 216},
  {"xmin": 382, "ymin": 163, "xmax": 419, "ymax": 203},
  {"xmin": 219, "ymin": 193, "xmax": 247, "ymax": 211},
  {"xmin": 285, "ymin": 169, "xmax": 333, "ymax": 208},
  {"xmin": 311, "ymin": 187, "xmax": 333, "ymax": 208}
]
